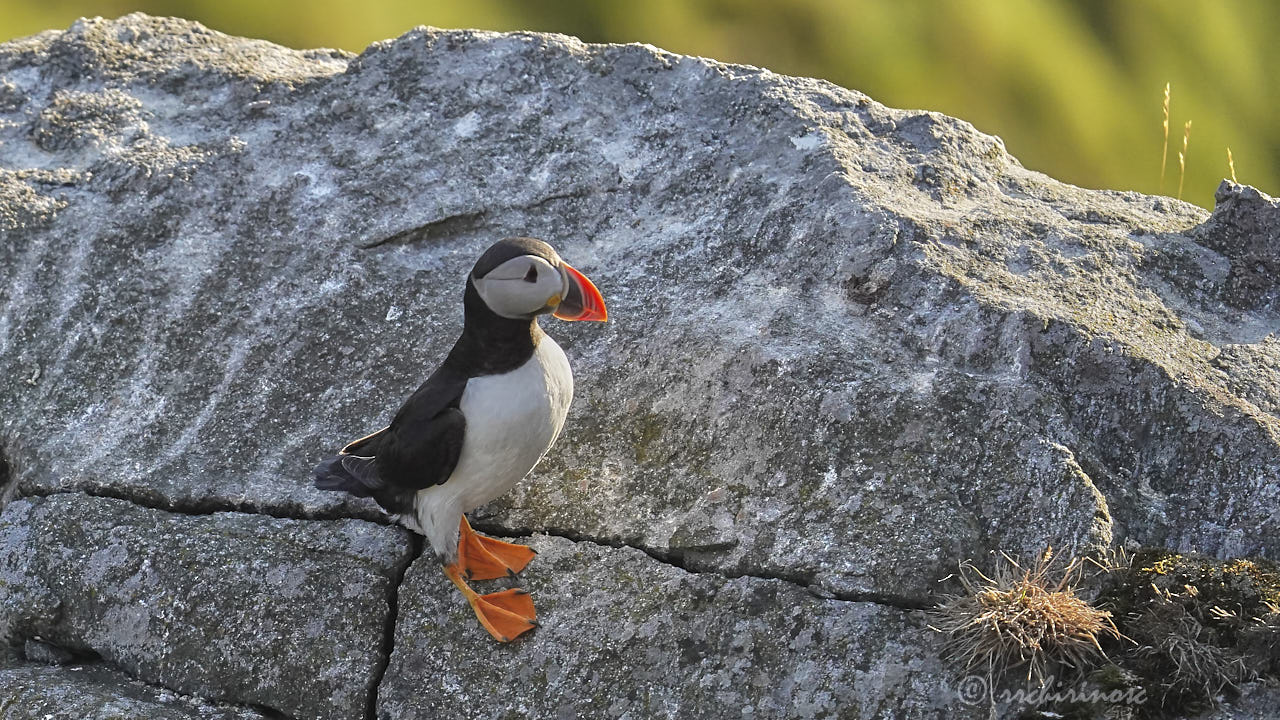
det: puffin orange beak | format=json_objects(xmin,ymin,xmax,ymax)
[{"xmin": 553, "ymin": 262, "xmax": 608, "ymax": 322}]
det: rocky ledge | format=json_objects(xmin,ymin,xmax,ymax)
[{"xmin": 1, "ymin": 13, "xmax": 1277, "ymax": 720}]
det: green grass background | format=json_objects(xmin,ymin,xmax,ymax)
[{"xmin": 3, "ymin": 0, "xmax": 1276, "ymax": 209}]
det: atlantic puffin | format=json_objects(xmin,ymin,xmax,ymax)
[{"xmin": 314, "ymin": 237, "xmax": 607, "ymax": 642}]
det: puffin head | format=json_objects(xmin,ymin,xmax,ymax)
[{"xmin": 470, "ymin": 237, "xmax": 608, "ymax": 322}]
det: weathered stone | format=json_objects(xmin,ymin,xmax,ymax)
[
  {"xmin": 0, "ymin": 494, "xmax": 413, "ymax": 719},
  {"xmin": 378, "ymin": 534, "xmax": 970, "ymax": 719},
  {"xmin": 1191, "ymin": 181, "xmax": 1280, "ymax": 312},
  {"xmin": 22, "ymin": 637, "xmax": 75, "ymax": 665},
  {"xmin": 0, "ymin": 663, "xmax": 267, "ymax": 719},
  {"xmin": 3, "ymin": 14, "xmax": 1275, "ymax": 607},
  {"xmin": 0, "ymin": 12, "xmax": 1277, "ymax": 719},
  {"xmin": 1202, "ymin": 683, "xmax": 1280, "ymax": 720}
]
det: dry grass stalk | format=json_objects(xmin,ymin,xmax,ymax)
[
  {"xmin": 1227, "ymin": 147, "xmax": 1237, "ymax": 183},
  {"xmin": 930, "ymin": 548, "xmax": 1120, "ymax": 686},
  {"xmin": 1178, "ymin": 120, "xmax": 1191, "ymax": 200},
  {"xmin": 1160, "ymin": 83, "xmax": 1170, "ymax": 193},
  {"xmin": 1132, "ymin": 605, "xmax": 1251, "ymax": 699}
]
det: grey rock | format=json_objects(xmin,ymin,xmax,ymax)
[
  {"xmin": 0, "ymin": 11, "xmax": 1277, "ymax": 719},
  {"xmin": 1191, "ymin": 181, "xmax": 1280, "ymax": 312},
  {"xmin": 1, "ymin": 13, "xmax": 1274, "ymax": 603},
  {"xmin": 378, "ymin": 534, "xmax": 972, "ymax": 720},
  {"xmin": 0, "ymin": 494, "xmax": 413, "ymax": 719},
  {"xmin": 1200, "ymin": 682, "xmax": 1280, "ymax": 720},
  {"xmin": 0, "ymin": 663, "xmax": 267, "ymax": 719},
  {"xmin": 22, "ymin": 637, "xmax": 75, "ymax": 664}
]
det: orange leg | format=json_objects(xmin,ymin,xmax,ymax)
[
  {"xmin": 455, "ymin": 515, "xmax": 537, "ymax": 581},
  {"xmin": 443, "ymin": 564, "xmax": 537, "ymax": 643}
]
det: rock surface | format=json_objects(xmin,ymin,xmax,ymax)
[
  {"xmin": 380, "ymin": 535, "xmax": 958, "ymax": 719},
  {"xmin": 0, "ymin": 494, "xmax": 413, "ymax": 719},
  {"xmin": 0, "ymin": 12, "xmax": 1277, "ymax": 720},
  {"xmin": 0, "ymin": 663, "xmax": 267, "ymax": 719}
]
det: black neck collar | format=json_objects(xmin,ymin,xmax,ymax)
[{"xmin": 444, "ymin": 278, "xmax": 542, "ymax": 377}]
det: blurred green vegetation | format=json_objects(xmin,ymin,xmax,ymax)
[{"xmin": 3, "ymin": 0, "xmax": 1276, "ymax": 208}]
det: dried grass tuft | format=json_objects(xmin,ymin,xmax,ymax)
[{"xmin": 930, "ymin": 548, "xmax": 1121, "ymax": 686}]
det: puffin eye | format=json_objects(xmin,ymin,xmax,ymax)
[{"xmin": 523, "ymin": 265, "xmax": 539, "ymax": 283}]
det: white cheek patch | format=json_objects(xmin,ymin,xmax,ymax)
[
  {"xmin": 473, "ymin": 276, "xmax": 527, "ymax": 319},
  {"xmin": 474, "ymin": 255, "xmax": 562, "ymax": 319}
]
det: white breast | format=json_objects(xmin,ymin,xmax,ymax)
[{"xmin": 410, "ymin": 335, "xmax": 574, "ymax": 561}]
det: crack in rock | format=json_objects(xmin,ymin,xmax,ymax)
[
  {"xmin": 470, "ymin": 518, "xmax": 933, "ymax": 611},
  {"xmin": 18, "ymin": 486, "xmax": 374, "ymax": 523},
  {"xmin": 357, "ymin": 186, "xmax": 624, "ymax": 250},
  {"xmin": 17, "ymin": 487, "xmax": 928, "ymax": 611},
  {"xmin": 1, "ymin": 659, "xmax": 294, "ymax": 719},
  {"xmin": 0, "ymin": 445, "xmax": 14, "ymax": 509},
  {"xmin": 358, "ymin": 210, "xmax": 487, "ymax": 250},
  {"xmin": 365, "ymin": 534, "xmax": 422, "ymax": 720},
  {"xmin": 1, "ymin": 492, "xmax": 408, "ymax": 720},
  {"xmin": 375, "ymin": 530, "xmax": 953, "ymax": 719}
]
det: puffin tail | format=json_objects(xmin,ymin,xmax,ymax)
[{"xmin": 313, "ymin": 454, "xmax": 384, "ymax": 497}]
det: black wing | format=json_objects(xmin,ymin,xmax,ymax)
[
  {"xmin": 314, "ymin": 366, "xmax": 468, "ymax": 515},
  {"xmin": 375, "ymin": 366, "xmax": 469, "ymax": 489}
]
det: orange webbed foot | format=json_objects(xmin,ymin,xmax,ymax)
[
  {"xmin": 456, "ymin": 515, "xmax": 537, "ymax": 581},
  {"xmin": 444, "ymin": 565, "xmax": 537, "ymax": 643}
]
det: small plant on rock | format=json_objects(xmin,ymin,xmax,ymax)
[
  {"xmin": 930, "ymin": 548, "xmax": 1121, "ymax": 686},
  {"xmin": 1102, "ymin": 550, "xmax": 1280, "ymax": 714},
  {"xmin": 1129, "ymin": 602, "xmax": 1250, "ymax": 702}
]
